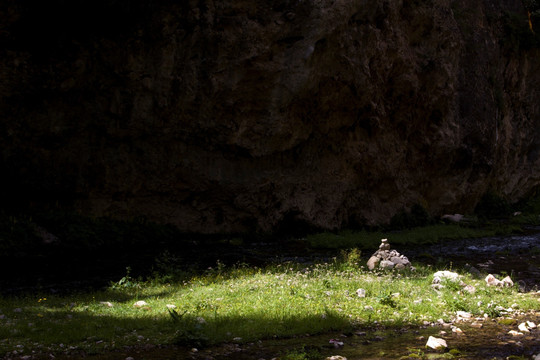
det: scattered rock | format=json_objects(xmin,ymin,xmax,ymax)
[
  {"xmin": 456, "ymin": 311, "xmax": 473, "ymax": 320},
  {"xmin": 326, "ymin": 356, "xmax": 347, "ymax": 360},
  {"xmin": 441, "ymin": 214, "xmax": 464, "ymax": 223},
  {"xmin": 470, "ymin": 321, "xmax": 483, "ymax": 329},
  {"xmin": 508, "ymin": 330, "xmax": 523, "ymax": 336},
  {"xmin": 426, "ymin": 336, "xmax": 447, "ymax": 350},
  {"xmin": 527, "ymin": 321, "xmax": 536, "ymax": 329},
  {"xmin": 356, "ymin": 288, "xmax": 366, "ymax": 298},
  {"xmin": 366, "ymin": 239, "xmax": 414, "ymax": 271},
  {"xmin": 451, "ymin": 326, "xmax": 463, "ymax": 334},
  {"xmin": 133, "ymin": 301, "xmax": 149, "ymax": 308},
  {"xmin": 329, "ymin": 339, "xmax": 344, "ymax": 348},
  {"xmin": 100, "ymin": 301, "xmax": 114, "ymax": 308},
  {"xmin": 501, "ymin": 276, "xmax": 514, "ymax": 287},
  {"xmin": 485, "ymin": 274, "xmax": 514, "ymax": 287},
  {"xmin": 518, "ymin": 323, "xmax": 530, "ymax": 333},
  {"xmin": 166, "ymin": 304, "xmax": 177, "ymax": 309},
  {"xmin": 432, "ymin": 271, "xmax": 460, "ymax": 284}
]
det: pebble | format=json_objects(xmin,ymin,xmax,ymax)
[
  {"xmin": 518, "ymin": 322, "xmax": 530, "ymax": 333},
  {"xmin": 133, "ymin": 301, "xmax": 148, "ymax": 308},
  {"xmin": 100, "ymin": 302, "xmax": 114, "ymax": 308},
  {"xmin": 508, "ymin": 330, "xmax": 523, "ymax": 336}
]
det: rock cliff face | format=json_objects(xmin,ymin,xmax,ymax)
[{"xmin": 1, "ymin": 0, "xmax": 539, "ymax": 233}]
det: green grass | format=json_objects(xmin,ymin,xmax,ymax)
[
  {"xmin": 1, "ymin": 258, "xmax": 539, "ymax": 358},
  {"xmin": 306, "ymin": 224, "xmax": 497, "ymax": 250}
]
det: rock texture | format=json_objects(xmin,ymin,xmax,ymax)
[
  {"xmin": 367, "ymin": 239, "xmax": 413, "ymax": 270},
  {"xmin": 1, "ymin": 0, "xmax": 539, "ymax": 233}
]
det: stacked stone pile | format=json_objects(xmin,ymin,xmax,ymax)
[{"xmin": 366, "ymin": 239, "xmax": 414, "ymax": 271}]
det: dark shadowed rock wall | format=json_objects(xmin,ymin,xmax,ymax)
[{"xmin": 1, "ymin": 0, "xmax": 539, "ymax": 233}]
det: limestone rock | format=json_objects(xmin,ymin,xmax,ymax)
[
  {"xmin": 366, "ymin": 239, "xmax": 413, "ymax": 271},
  {"xmin": 367, "ymin": 256, "xmax": 380, "ymax": 271},
  {"xmin": 433, "ymin": 271, "xmax": 460, "ymax": 284},
  {"xmin": 380, "ymin": 260, "xmax": 395, "ymax": 269},
  {"xmin": 426, "ymin": 336, "xmax": 447, "ymax": 350},
  {"xmin": 133, "ymin": 301, "xmax": 149, "ymax": 308},
  {"xmin": 518, "ymin": 322, "xmax": 530, "ymax": 333},
  {"xmin": 485, "ymin": 274, "xmax": 514, "ymax": 287},
  {"xmin": 1, "ymin": 1, "xmax": 540, "ymax": 235}
]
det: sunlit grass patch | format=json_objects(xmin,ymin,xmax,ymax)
[{"xmin": 1, "ymin": 258, "xmax": 540, "ymax": 358}]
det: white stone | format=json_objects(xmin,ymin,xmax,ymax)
[
  {"xmin": 379, "ymin": 239, "xmax": 390, "ymax": 250},
  {"xmin": 485, "ymin": 274, "xmax": 502, "ymax": 287},
  {"xmin": 433, "ymin": 271, "xmax": 460, "ymax": 284},
  {"xmin": 133, "ymin": 301, "xmax": 149, "ymax": 308},
  {"xmin": 100, "ymin": 301, "xmax": 113, "ymax": 307},
  {"xmin": 441, "ymin": 214, "xmax": 464, "ymax": 222},
  {"xmin": 329, "ymin": 339, "xmax": 344, "ymax": 347},
  {"xmin": 166, "ymin": 304, "xmax": 177, "ymax": 309},
  {"xmin": 533, "ymin": 354, "xmax": 540, "ymax": 360},
  {"xmin": 426, "ymin": 336, "xmax": 447, "ymax": 350},
  {"xmin": 326, "ymin": 356, "xmax": 347, "ymax": 360},
  {"xmin": 527, "ymin": 321, "xmax": 536, "ymax": 328},
  {"xmin": 508, "ymin": 330, "xmax": 523, "ymax": 336},
  {"xmin": 379, "ymin": 260, "xmax": 395, "ymax": 269},
  {"xmin": 456, "ymin": 311, "xmax": 473, "ymax": 319},
  {"xmin": 501, "ymin": 276, "xmax": 514, "ymax": 287},
  {"xmin": 518, "ymin": 322, "xmax": 530, "ymax": 333},
  {"xmin": 356, "ymin": 288, "xmax": 366, "ymax": 297},
  {"xmin": 451, "ymin": 326, "xmax": 463, "ymax": 334}
]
